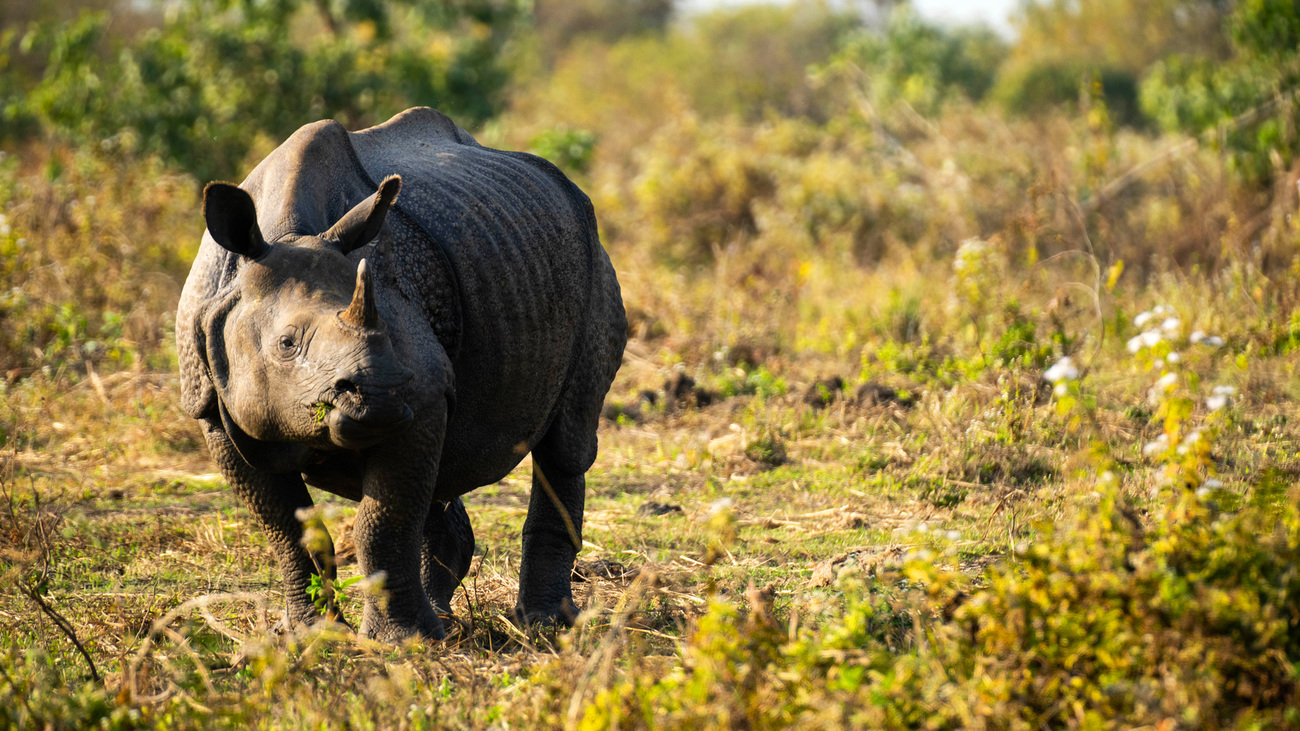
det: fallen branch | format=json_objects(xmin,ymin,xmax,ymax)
[{"xmin": 22, "ymin": 585, "xmax": 100, "ymax": 683}]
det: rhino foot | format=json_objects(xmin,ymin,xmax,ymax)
[
  {"xmin": 512, "ymin": 596, "xmax": 580, "ymax": 629},
  {"xmin": 359, "ymin": 607, "xmax": 446, "ymax": 643}
]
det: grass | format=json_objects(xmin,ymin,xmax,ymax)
[
  {"xmin": 5, "ymin": 39, "xmax": 1300, "ymax": 723},
  {"xmin": 4, "ymin": 280, "xmax": 1300, "ymax": 726}
]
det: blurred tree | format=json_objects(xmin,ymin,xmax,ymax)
[
  {"xmin": 2, "ymin": 0, "xmax": 527, "ymax": 181},
  {"xmin": 533, "ymin": 0, "xmax": 674, "ymax": 60},
  {"xmin": 1011, "ymin": 0, "xmax": 1231, "ymax": 71},
  {"xmin": 678, "ymin": 0, "xmax": 862, "ymax": 121},
  {"xmin": 826, "ymin": 6, "xmax": 1007, "ymax": 119},
  {"xmin": 994, "ymin": 0, "xmax": 1232, "ymax": 126},
  {"xmin": 1141, "ymin": 0, "xmax": 1300, "ymax": 182}
]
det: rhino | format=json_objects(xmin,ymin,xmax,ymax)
[{"xmin": 176, "ymin": 107, "xmax": 627, "ymax": 642}]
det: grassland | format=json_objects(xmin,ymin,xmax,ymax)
[
  {"xmin": 7, "ymin": 1, "xmax": 1300, "ymax": 726},
  {"xmin": 4, "ymin": 176, "xmax": 1300, "ymax": 726}
]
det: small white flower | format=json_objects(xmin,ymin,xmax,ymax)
[
  {"xmin": 1053, "ymin": 382, "xmax": 1068, "ymax": 397},
  {"xmin": 1166, "ymin": 351, "xmax": 1181, "ymax": 363},
  {"xmin": 1127, "ymin": 335, "xmax": 1144, "ymax": 353},
  {"xmin": 917, "ymin": 522, "xmax": 930, "ymax": 534},
  {"xmin": 1152, "ymin": 305, "xmax": 1173, "ymax": 316},
  {"xmin": 945, "ymin": 530, "xmax": 961, "ymax": 541},
  {"xmin": 1043, "ymin": 356, "xmax": 1079, "ymax": 383},
  {"xmin": 1190, "ymin": 330, "xmax": 1206, "ymax": 344},
  {"xmin": 1134, "ymin": 311, "xmax": 1154, "ymax": 327},
  {"xmin": 1202, "ymin": 478, "xmax": 1223, "ymax": 489},
  {"xmin": 1196, "ymin": 486, "xmax": 1212, "ymax": 500},
  {"xmin": 1160, "ymin": 317, "xmax": 1181, "ymax": 333},
  {"xmin": 1184, "ymin": 430, "xmax": 1201, "ymax": 445},
  {"xmin": 1206, "ymin": 385, "xmax": 1235, "ymax": 411},
  {"xmin": 708, "ymin": 498, "xmax": 735, "ymax": 514},
  {"xmin": 1141, "ymin": 331, "xmax": 1163, "ymax": 348},
  {"xmin": 1143, "ymin": 435, "xmax": 1169, "ymax": 456},
  {"xmin": 1156, "ymin": 372, "xmax": 1178, "ymax": 390}
]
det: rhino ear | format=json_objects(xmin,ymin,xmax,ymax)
[
  {"xmin": 204, "ymin": 183, "xmax": 267, "ymax": 259},
  {"xmin": 327, "ymin": 175, "xmax": 402, "ymax": 255}
]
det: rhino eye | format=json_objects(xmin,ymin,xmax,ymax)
[{"xmin": 277, "ymin": 333, "xmax": 299, "ymax": 356}]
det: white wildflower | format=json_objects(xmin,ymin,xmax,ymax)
[
  {"xmin": 708, "ymin": 498, "xmax": 735, "ymax": 514},
  {"xmin": 1053, "ymin": 382, "xmax": 1068, "ymax": 397},
  {"xmin": 945, "ymin": 530, "xmax": 961, "ymax": 541},
  {"xmin": 1127, "ymin": 335, "xmax": 1144, "ymax": 353},
  {"xmin": 1156, "ymin": 372, "xmax": 1178, "ymax": 390},
  {"xmin": 953, "ymin": 238, "xmax": 990, "ymax": 274},
  {"xmin": 1201, "ymin": 335, "xmax": 1225, "ymax": 347},
  {"xmin": 1160, "ymin": 317, "xmax": 1181, "ymax": 333},
  {"xmin": 1133, "ymin": 311, "xmax": 1154, "ymax": 327},
  {"xmin": 1190, "ymin": 330, "xmax": 1206, "ymax": 344},
  {"xmin": 1143, "ymin": 434, "xmax": 1169, "ymax": 456},
  {"xmin": 1166, "ymin": 351, "xmax": 1181, "ymax": 363},
  {"xmin": 1141, "ymin": 330, "xmax": 1163, "ymax": 348},
  {"xmin": 1206, "ymin": 385, "xmax": 1235, "ymax": 411},
  {"xmin": 1043, "ymin": 356, "xmax": 1079, "ymax": 383}
]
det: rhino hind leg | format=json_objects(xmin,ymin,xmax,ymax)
[
  {"xmin": 421, "ymin": 496, "xmax": 475, "ymax": 617},
  {"xmin": 515, "ymin": 286, "xmax": 625, "ymax": 626},
  {"xmin": 516, "ymin": 448, "xmax": 586, "ymax": 627}
]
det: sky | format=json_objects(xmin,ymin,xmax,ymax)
[
  {"xmin": 679, "ymin": 0, "xmax": 1022, "ymax": 37},
  {"xmin": 910, "ymin": 0, "xmax": 1018, "ymax": 36}
]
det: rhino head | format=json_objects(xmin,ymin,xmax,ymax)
[{"xmin": 197, "ymin": 175, "xmax": 415, "ymax": 468}]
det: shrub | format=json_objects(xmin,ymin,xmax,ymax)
[{"xmin": 7, "ymin": 0, "xmax": 526, "ymax": 181}]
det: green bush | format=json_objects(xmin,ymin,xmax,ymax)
[
  {"xmin": 579, "ymin": 489, "xmax": 1300, "ymax": 729},
  {"xmin": 826, "ymin": 7, "xmax": 1007, "ymax": 118},
  {"xmin": 993, "ymin": 59, "xmax": 1143, "ymax": 126},
  {"xmin": 7, "ymin": 0, "xmax": 526, "ymax": 181},
  {"xmin": 1139, "ymin": 0, "xmax": 1300, "ymax": 182}
]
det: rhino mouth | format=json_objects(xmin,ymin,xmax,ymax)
[{"xmin": 322, "ymin": 396, "xmax": 414, "ymax": 450}]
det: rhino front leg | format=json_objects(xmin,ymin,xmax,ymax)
[
  {"xmin": 422, "ymin": 497, "xmax": 475, "ymax": 617},
  {"xmin": 202, "ymin": 419, "xmax": 323, "ymax": 629},
  {"xmin": 353, "ymin": 416, "xmax": 447, "ymax": 643},
  {"xmin": 516, "ymin": 450, "xmax": 585, "ymax": 626}
]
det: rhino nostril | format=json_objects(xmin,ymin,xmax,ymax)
[{"xmin": 334, "ymin": 378, "xmax": 359, "ymax": 395}]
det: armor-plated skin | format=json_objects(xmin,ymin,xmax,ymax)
[{"xmin": 176, "ymin": 107, "xmax": 627, "ymax": 642}]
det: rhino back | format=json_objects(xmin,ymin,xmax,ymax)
[{"xmin": 349, "ymin": 108, "xmax": 612, "ymax": 484}]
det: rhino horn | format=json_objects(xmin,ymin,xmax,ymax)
[
  {"xmin": 340, "ymin": 259, "xmax": 380, "ymax": 330},
  {"xmin": 327, "ymin": 175, "xmax": 403, "ymax": 255}
]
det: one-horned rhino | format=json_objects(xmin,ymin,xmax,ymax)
[{"xmin": 177, "ymin": 107, "xmax": 627, "ymax": 642}]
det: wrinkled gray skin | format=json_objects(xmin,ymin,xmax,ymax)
[{"xmin": 176, "ymin": 107, "xmax": 626, "ymax": 642}]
